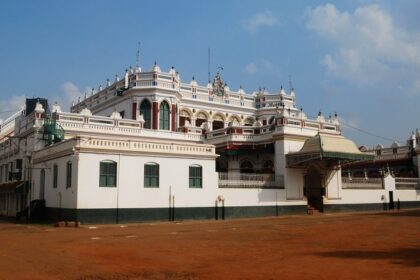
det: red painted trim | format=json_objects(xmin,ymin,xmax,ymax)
[
  {"xmin": 132, "ymin": 102, "xmax": 137, "ymax": 120},
  {"xmin": 153, "ymin": 101, "xmax": 158, "ymax": 130},
  {"xmin": 171, "ymin": 104, "xmax": 176, "ymax": 132}
]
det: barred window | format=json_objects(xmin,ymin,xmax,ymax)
[
  {"xmin": 189, "ymin": 165, "xmax": 202, "ymax": 188},
  {"xmin": 66, "ymin": 162, "xmax": 72, "ymax": 188},
  {"xmin": 53, "ymin": 164, "xmax": 58, "ymax": 188},
  {"xmin": 144, "ymin": 163, "xmax": 159, "ymax": 188},
  {"xmin": 99, "ymin": 161, "xmax": 117, "ymax": 187}
]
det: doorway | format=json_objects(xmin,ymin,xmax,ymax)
[
  {"xmin": 389, "ymin": 191, "xmax": 394, "ymax": 210},
  {"xmin": 304, "ymin": 166, "xmax": 324, "ymax": 212}
]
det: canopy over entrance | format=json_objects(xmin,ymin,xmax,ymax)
[{"xmin": 286, "ymin": 134, "xmax": 374, "ymax": 168}]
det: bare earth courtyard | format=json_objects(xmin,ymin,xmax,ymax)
[{"xmin": 0, "ymin": 210, "xmax": 419, "ymax": 280}]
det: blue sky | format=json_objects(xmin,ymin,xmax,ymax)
[{"xmin": 0, "ymin": 0, "xmax": 419, "ymax": 147}]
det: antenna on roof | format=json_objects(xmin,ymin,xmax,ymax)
[
  {"xmin": 136, "ymin": 42, "xmax": 141, "ymax": 67},
  {"xmin": 288, "ymin": 74, "xmax": 294, "ymax": 91},
  {"xmin": 208, "ymin": 47, "xmax": 211, "ymax": 82}
]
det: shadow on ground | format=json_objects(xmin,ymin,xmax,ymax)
[
  {"xmin": 79, "ymin": 271, "xmax": 199, "ymax": 280},
  {"xmin": 368, "ymin": 209, "xmax": 420, "ymax": 217},
  {"xmin": 316, "ymin": 248, "xmax": 420, "ymax": 267}
]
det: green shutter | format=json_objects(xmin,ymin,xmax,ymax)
[
  {"xmin": 189, "ymin": 166, "xmax": 202, "ymax": 188},
  {"xmin": 144, "ymin": 164, "xmax": 159, "ymax": 188},
  {"xmin": 159, "ymin": 102, "xmax": 170, "ymax": 130},
  {"xmin": 99, "ymin": 161, "xmax": 117, "ymax": 187},
  {"xmin": 140, "ymin": 100, "xmax": 152, "ymax": 129}
]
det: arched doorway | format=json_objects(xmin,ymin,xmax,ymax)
[
  {"xmin": 243, "ymin": 117, "xmax": 255, "ymax": 126},
  {"xmin": 140, "ymin": 100, "xmax": 152, "ymax": 129},
  {"xmin": 304, "ymin": 166, "xmax": 324, "ymax": 212},
  {"xmin": 179, "ymin": 109, "xmax": 192, "ymax": 127},
  {"xmin": 229, "ymin": 115, "xmax": 241, "ymax": 126},
  {"xmin": 195, "ymin": 112, "xmax": 208, "ymax": 128},
  {"xmin": 212, "ymin": 113, "xmax": 225, "ymax": 130}
]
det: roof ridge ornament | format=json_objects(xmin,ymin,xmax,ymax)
[{"xmin": 212, "ymin": 68, "xmax": 226, "ymax": 96}]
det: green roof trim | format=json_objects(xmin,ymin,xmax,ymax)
[{"xmin": 286, "ymin": 134, "xmax": 375, "ymax": 168}]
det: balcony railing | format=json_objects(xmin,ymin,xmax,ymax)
[
  {"xmin": 395, "ymin": 177, "xmax": 420, "ymax": 189},
  {"xmin": 342, "ymin": 177, "xmax": 383, "ymax": 189},
  {"xmin": 218, "ymin": 173, "xmax": 284, "ymax": 189}
]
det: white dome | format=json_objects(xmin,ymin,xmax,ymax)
[
  {"xmin": 190, "ymin": 77, "xmax": 198, "ymax": 86},
  {"xmin": 169, "ymin": 67, "xmax": 176, "ymax": 75},
  {"xmin": 151, "ymin": 62, "xmax": 161, "ymax": 72},
  {"xmin": 80, "ymin": 108, "xmax": 92, "ymax": 116}
]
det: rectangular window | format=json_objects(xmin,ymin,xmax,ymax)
[
  {"xmin": 53, "ymin": 164, "xmax": 58, "ymax": 188},
  {"xmin": 189, "ymin": 166, "xmax": 202, "ymax": 188},
  {"xmin": 15, "ymin": 159, "xmax": 22, "ymax": 170},
  {"xmin": 66, "ymin": 162, "xmax": 72, "ymax": 188},
  {"xmin": 99, "ymin": 161, "xmax": 117, "ymax": 187},
  {"xmin": 144, "ymin": 164, "xmax": 159, "ymax": 188}
]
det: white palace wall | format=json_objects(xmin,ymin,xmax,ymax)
[{"xmin": 76, "ymin": 152, "xmax": 219, "ymax": 209}]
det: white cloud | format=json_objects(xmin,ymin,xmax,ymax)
[
  {"xmin": 260, "ymin": 59, "xmax": 274, "ymax": 69},
  {"xmin": 244, "ymin": 63, "xmax": 258, "ymax": 74},
  {"xmin": 305, "ymin": 4, "xmax": 420, "ymax": 85},
  {"xmin": 244, "ymin": 59, "xmax": 275, "ymax": 75},
  {"xmin": 0, "ymin": 95, "xmax": 26, "ymax": 120},
  {"xmin": 243, "ymin": 11, "xmax": 279, "ymax": 34},
  {"xmin": 50, "ymin": 81, "xmax": 84, "ymax": 112},
  {"xmin": 411, "ymin": 79, "xmax": 420, "ymax": 96}
]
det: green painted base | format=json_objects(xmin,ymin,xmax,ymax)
[
  {"xmin": 324, "ymin": 201, "xmax": 420, "ymax": 212},
  {"xmin": 43, "ymin": 201, "xmax": 420, "ymax": 224},
  {"xmin": 44, "ymin": 205, "xmax": 306, "ymax": 224}
]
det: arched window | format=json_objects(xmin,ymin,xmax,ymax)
[
  {"xmin": 240, "ymin": 160, "xmax": 254, "ymax": 173},
  {"xmin": 99, "ymin": 160, "xmax": 117, "ymax": 187},
  {"xmin": 144, "ymin": 163, "xmax": 159, "ymax": 188},
  {"xmin": 262, "ymin": 160, "xmax": 274, "ymax": 173},
  {"xmin": 40, "ymin": 169, "xmax": 45, "ymax": 199},
  {"xmin": 140, "ymin": 100, "xmax": 152, "ymax": 129},
  {"xmin": 159, "ymin": 101, "xmax": 170, "ymax": 130},
  {"xmin": 189, "ymin": 165, "xmax": 202, "ymax": 188},
  {"xmin": 53, "ymin": 164, "xmax": 58, "ymax": 188}
]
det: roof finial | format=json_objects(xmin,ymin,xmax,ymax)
[{"xmin": 136, "ymin": 42, "xmax": 141, "ymax": 67}]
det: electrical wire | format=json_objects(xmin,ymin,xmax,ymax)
[
  {"xmin": 337, "ymin": 117, "xmax": 402, "ymax": 144},
  {"xmin": 308, "ymin": 114, "xmax": 402, "ymax": 144},
  {"xmin": 0, "ymin": 109, "xmax": 22, "ymax": 115}
]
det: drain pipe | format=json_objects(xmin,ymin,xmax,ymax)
[
  {"xmin": 172, "ymin": 195, "xmax": 175, "ymax": 221},
  {"xmin": 218, "ymin": 195, "xmax": 225, "ymax": 220},
  {"xmin": 169, "ymin": 186, "xmax": 172, "ymax": 221},
  {"xmin": 215, "ymin": 199, "xmax": 218, "ymax": 220}
]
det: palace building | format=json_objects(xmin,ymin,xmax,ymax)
[{"xmin": 0, "ymin": 63, "xmax": 419, "ymax": 223}]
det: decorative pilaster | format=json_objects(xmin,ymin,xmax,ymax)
[{"xmin": 132, "ymin": 102, "xmax": 137, "ymax": 120}]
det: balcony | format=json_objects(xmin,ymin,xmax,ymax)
[
  {"xmin": 341, "ymin": 177, "xmax": 383, "ymax": 189},
  {"xmin": 395, "ymin": 177, "xmax": 420, "ymax": 189},
  {"xmin": 218, "ymin": 173, "xmax": 284, "ymax": 189}
]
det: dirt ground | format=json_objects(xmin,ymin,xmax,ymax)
[{"xmin": 0, "ymin": 210, "xmax": 419, "ymax": 280}]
